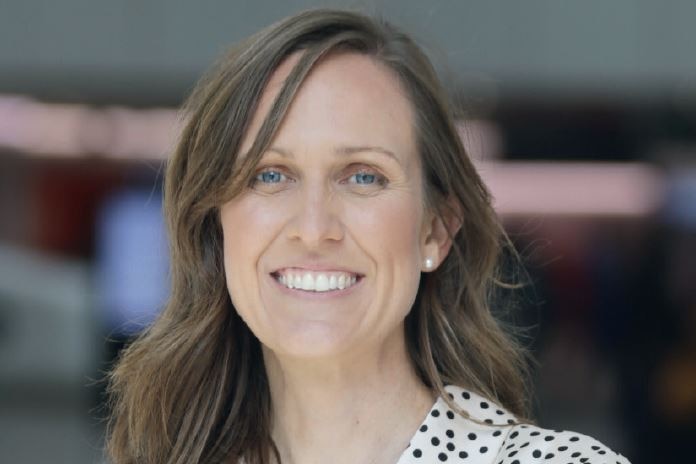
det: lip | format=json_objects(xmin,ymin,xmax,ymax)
[
  {"xmin": 270, "ymin": 265, "xmax": 364, "ymax": 275},
  {"xmin": 268, "ymin": 271, "xmax": 364, "ymax": 299}
]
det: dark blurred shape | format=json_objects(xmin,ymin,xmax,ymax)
[{"xmin": 617, "ymin": 167, "xmax": 696, "ymax": 462}]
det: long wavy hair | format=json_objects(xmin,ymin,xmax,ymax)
[{"xmin": 106, "ymin": 8, "xmax": 534, "ymax": 464}]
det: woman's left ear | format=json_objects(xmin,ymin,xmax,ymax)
[{"xmin": 420, "ymin": 197, "xmax": 463, "ymax": 271}]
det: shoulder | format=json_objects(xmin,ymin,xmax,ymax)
[
  {"xmin": 495, "ymin": 423, "xmax": 631, "ymax": 464},
  {"xmin": 441, "ymin": 385, "xmax": 632, "ymax": 464}
]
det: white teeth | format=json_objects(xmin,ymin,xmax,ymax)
[
  {"xmin": 315, "ymin": 274, "xmax": 330, "ymax": 291},
  {"xmin": 275, "ymin": 271, "xmax": 359, "ymax": 292},
  {"xmin": 301, "ymin": 273, "xmax": 314, "ymax": 291}
]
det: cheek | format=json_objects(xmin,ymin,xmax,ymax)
[
  {"xmin": 222, "ymin": 197, "xmax": 285, "ymax": 259},
  {"xmin": 350, "ymin": 193, "xmax": 423, "ymax": 260},
  {"xmin": 345, "ymin": 194, "xmax": 424, "ymax": 340},
  {"xmin": 346, "ymin": 193, "xmax": 424, "ymax": 314},
  {"xmin": 220, "ymin": 199, "xmax": 284, "ymax": 310}
]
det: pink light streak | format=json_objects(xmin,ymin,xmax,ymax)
[{"xmin": 0, "ymin": 95, "xmax": 665, "ymax": 217}]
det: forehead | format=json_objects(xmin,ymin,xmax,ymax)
[{"xmin": 240, "ymin": 50, "xmax": 418, "ymax": 166}]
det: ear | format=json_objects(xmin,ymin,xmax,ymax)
[{"xmin": 420, "ymin": 197, "xmax": 463, "ymax": 272}]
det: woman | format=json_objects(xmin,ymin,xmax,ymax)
[{"xmin": 107, "ymin": 8, "xmax": 631, "ymax": 464}]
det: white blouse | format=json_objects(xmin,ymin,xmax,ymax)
[{"xmin": 396, "ymin": 385, "xmax": 631, "ymax": 464}]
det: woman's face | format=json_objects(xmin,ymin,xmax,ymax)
[{"xmin": 220, "ymin": 51, "xmax": 443, "ymax": 360}]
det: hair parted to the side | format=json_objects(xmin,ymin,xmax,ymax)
[{"xmin": 106, "ymin": 8, "xmax": 535, "ymax": 464}]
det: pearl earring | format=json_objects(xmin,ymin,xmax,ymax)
[{"xmin": 424, "ymin": 257, "xmax": 434, "ymax": 270}]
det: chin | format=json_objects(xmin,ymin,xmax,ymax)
[{"xmin": 261, "ymin": 320, "xmax": 361, "ymax": 360}]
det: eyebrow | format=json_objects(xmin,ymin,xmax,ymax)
[{"xmin": 267, "ymin": 145, "xmax": 402, "ymax": 165}]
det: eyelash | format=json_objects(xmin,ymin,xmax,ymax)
[
  {"xmin": 344, "ymin": 169, "xmax": 388, "ymax": 186},
  {"xmin": 253, "ymin": 169, "xmax": 289, "ymax": 185},
  {"xmin": 250, "ymin": 165, "xmax": 389, "ymax": 188}
]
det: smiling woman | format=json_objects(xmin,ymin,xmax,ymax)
[
  {"xmin": 220, "ymin": 51, "xmax": 429, "ymax": 365},
  {"xmin": 105, "ymin": 8, "xmax": 630, "ymax": 464}
]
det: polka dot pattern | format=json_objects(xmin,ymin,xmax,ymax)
[{"xmin": 399, "ymin": 385, "xmax": 631, "ymax": 463}]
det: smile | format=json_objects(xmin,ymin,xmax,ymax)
[{"xmin": 271, "ymin": 269, "xmax": 362, "ymax": 293}]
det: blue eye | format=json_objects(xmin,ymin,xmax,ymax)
[
  {"xmin": 349, "ymin": 171, "xmax": 381, "ymax": 185},
  {"xmin": 256, "ymin": 170, "xmax": 285, "ymax": 183}
]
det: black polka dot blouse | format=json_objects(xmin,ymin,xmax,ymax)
[{"xmin": 399, "ymin": 385, "xmax": 630, "ymax": 463}]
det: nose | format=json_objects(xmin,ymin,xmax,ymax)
[{"xmin": 286, "ymin": 182, "xmax": 344, "ymax": 247}]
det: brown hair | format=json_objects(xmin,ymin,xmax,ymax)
[{"xmin": 106, "ymin": 8, "xmax": 534, "ymax": 464}]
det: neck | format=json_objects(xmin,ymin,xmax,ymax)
[{"xmin": 263, "ymin": 328, "xmax": 435, "ymax": 464}]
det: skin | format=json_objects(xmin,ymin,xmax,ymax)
[{"xmin": 220, "ymin": 51, "xmax": 454, "ymax": 464}]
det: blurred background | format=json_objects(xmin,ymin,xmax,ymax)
[{"xmin": 1, "ymin": 0, "xmax": 695, "ymax": 462}]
